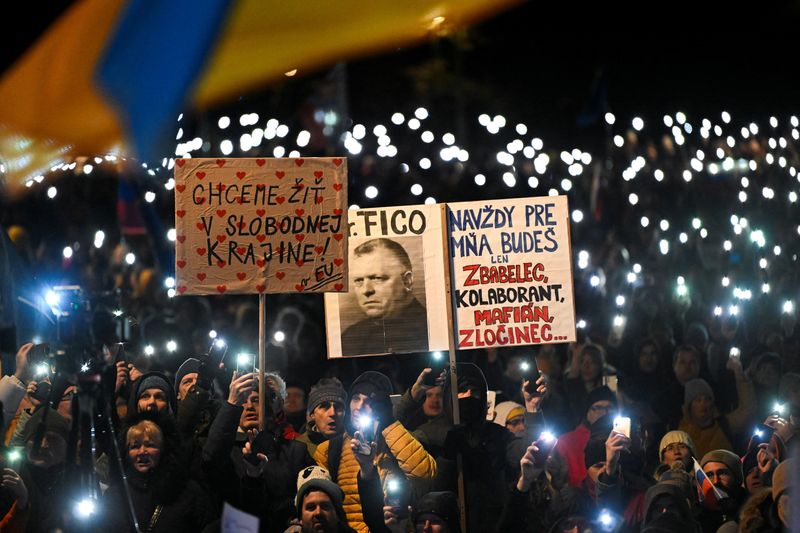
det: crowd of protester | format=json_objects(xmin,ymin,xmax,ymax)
[{"xmin": 1, "ymin": 75, "xmax": 800, "ymax": 530}]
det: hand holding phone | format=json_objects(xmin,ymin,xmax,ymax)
[
  {"xmin": 612, "ymin": 416, "xmax": 631, "ymax": 439},
  {"xmin": 356, "ymin": 416, "xmax": 378, "ymax": 455},
  {"xmin": 533, "ymin": 430, "xmax": 557, "ymax": 465},
  {"xmin": 384, "ymin": 476, "xmax": 409, "ymax": 518}
]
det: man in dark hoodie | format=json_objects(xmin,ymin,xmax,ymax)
[
  {"xmin": 128, "ymin": 371, "xmax": 177, "ymax": 417},
  {"xmin": 640, "ymin": 476, "xmax": 702, "ymax": 533},
  {"xmin": 412, "ymin": 363, "xmax": 527, "ymax": 532}
]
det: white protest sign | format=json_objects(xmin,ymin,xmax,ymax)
[{"xmin": 447, "ymin": 196, "xmax": 576, "ymax": 349}]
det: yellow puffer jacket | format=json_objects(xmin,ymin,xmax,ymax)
[{"xmin": 314, "ymin": 420, "xmax": 437, "ymax": 533}]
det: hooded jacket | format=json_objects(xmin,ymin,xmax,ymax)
[
  {"xmin": 734, "ymin": 487, "xmax": 785, "ymax": 533},
  {"xmin": 127, "ymin": 371, "xmax": 178, "ymax": 417}
]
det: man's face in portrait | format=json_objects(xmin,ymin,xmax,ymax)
[{"xmin": 350, "ymin": 247, "xmax": 413, "ymax": 320}]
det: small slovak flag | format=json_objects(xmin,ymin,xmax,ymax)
[{"xmin": 693, "ymin": 458, "xmax": 728, "ymax": 511}]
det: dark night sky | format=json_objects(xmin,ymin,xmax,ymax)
[{"xmin": 3, "ymin": 1, "xmax": 799, "ymax": 144}]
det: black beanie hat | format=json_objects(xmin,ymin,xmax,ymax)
[
  {"xmin": 349, "ymin": 371, "xmax": 392, "ymax": 399},
  {"xmin": 413, "ymin": 491, "xmax": 462, "ymax": 533},
  {"xmin": 584, "ymin": 386, "xmax": 616, "ymax": 413}
]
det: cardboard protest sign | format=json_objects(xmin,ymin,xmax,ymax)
[
  {"xmin": 324, "ymin": 204, "xmax": 449, "ymax": 358},
  {"xmin": 447, "ymin": 196, "xmax": 576, "ymax": 349},
  {"xmin": 174, "ymin": 157, "xmax": 347, "ymax": 295}
]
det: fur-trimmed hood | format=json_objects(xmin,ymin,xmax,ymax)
[{"xmin": 738, "ymin": 487, "xmax": 783, "ymax": 533}]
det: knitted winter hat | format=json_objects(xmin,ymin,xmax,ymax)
[
  {"xmin": 684, "ymin": 378, "xmax": 714, "ymax": 407},
  {"xmin": 584, "ymin": 386, "xmax": 617, "ymax": 414},
  {"xmin": 295, "ymin": 465, "xmax": 345, "ymax": 519},
  {"xmin": 174, "ymin": 357, "xmax": 201, "ymax": 390},
  {"xmin": 349, "ymin": 371, "xmax": 392, "ymax": 399},
  {"xmin": 658, "ymin": 430, "xmax": 696, "ymax": 460},
  {"xmin": 307, "ymin": 377, "xmax": 347, "ymax": 415},
  {"xmin": 701, "ymin": 449, "xmax": 743, "ymax": 486},
  {"xmin": 493, "ymin": 401, "xmax": 525, "ymax": 427},
  {"xmin": 413, "ymin": 491, "xmax": 462, "ymax": 533}
]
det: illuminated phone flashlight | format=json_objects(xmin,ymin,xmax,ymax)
[
  {"xmin": 112, "ymin": 309, "xmax": 124, "ymax": 317},
  {"xmin": 538, "ymin": 430, "xmax": 556, "ymax": 444},
  {"xmin": 166, "ymin": 340, "xmax": 178, "ymax": 353},
  {"xmin": 7, "ymin": 448, "xmax": 21, "ymax": 463},
  {"xmin": 613, "ymin": 315, "xmax": 625, "ymax": 328},
  {"xmin": 597, "ymin": 509, "xmax": 617, "ymax": 531},
  {"xmin": 753, "ymin": 427, "xmax": 764, "ymax": 438},
  {"xmin": 80, "ymin": 362, "xmax": 90, "ymax": 373},
  {"xmin": 144, "ymin": 345, "xmax": 155, "ymax": 356},
  {"xmin": 215, "ymin": 339, "xmax": 226, "ymax": 348},
  {"xmin": 713, "ymin": 306, "xmax": 722, "ymax": 316},
  {"xmin": 273, "ymin": 331, "xmax": 285, "ymax": 343},
  {"xmin": 520, "ymin": 361, "xmax": 530, "ymax": 372},
  {"xmin": 783, "ymin": 300, "xmax": 794, "ymax": 314},
  {"xmin": 34, "ymin": 363, "xmax": 49, "ymax": 378},
  {"xmin": 237, "ymin": 353, "xmax": 252, "ymax": 367},
  {"xmin": 728, "ymin": 305, "xmax": 739, "ymax": 316},
  {"xmin": 730, "ymin": 347, "xmax": 740, "ymax": 358},
  {"xmin": 773, "ymin": 402, "xmax": 786, "ymax": 416},
  {"xmin": 577, "ymin": 319, "xmax": 587, "ymax": 329},
  {"xmin": 208, "ymin": 330, "xmax": 218, "ymax": 339},
  {"xmin": 387, "ymin": 478, "xmax": 401, "ymax": 494},
  {"xmin": 358, "ymin": 415, "xmax": 374, "ymax": 431},
  {"xmin": 74, "ymin": 497, "xmax": 96, "ymax": 519},
  {"xmin": 431, "ymin": 351, "xmax": 444, "ymax": 361}
]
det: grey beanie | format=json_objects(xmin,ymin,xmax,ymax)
[
  {"xmin": 684, "ymin": 378, "xmax": 714, "ymax": 407},
  {"xmin": 174, "ymin": 357, "xmax": 201, "ymax": 390},
  {"xmin": 307, "ymin": 377, "xmax": 347, "ymax": 415}
]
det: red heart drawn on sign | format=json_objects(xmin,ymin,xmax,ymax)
[
  {"xmin": 295, "ymin": 284, "xmax": 305, "ymax": 292},
  {"xmin": 176, "ymin": 184, "xmax": 186, "ymax": 193},
  {"xmin": 236, "ymin": 198, "xmax": 243, "ymax": 204},
  {"xmin": 256, "ymin": 284, "xmax": 266, "ymax": 292},
  {"xmin": 217, "ymin": 285, "xmax": 227, "ymax": 293},
  {"xmin": 196, "ymin": 171, "xmax": 205, "ymax": 180},
  {"xmin": 275, "ymin": 171, "xmax": 285, "ymax": 179},
  {"xmin": 216, "ymin": 209, "xmax": 226, "ymax": 217},
  {"xmin": 333, "ymin": 234, "xmax": 343, "ymax": 241},
  {"xmin": 276, "ymin": 196, "xmax": 285, "ymax": 204},
  {"xmin": 276, "ymin": 271, "xmax": 285, "ymax": 280},
  {"xmin": 236, "ymin": 272, "xmax": 247, "ymax": 280},
  {"xmin": 196, "ymin": 222, "xmax": 204, "ymax": 231},
  {"xmin": 256, "ymin": 159, "xmax": 266, "ymax": 166},
  {"xmin": 218, "ymin": 260, "xmax": 226, "ymax": 268},
  {"xmin": 237, "ymin": 221, "xmax": 245, "ymax": 230},
  {"xmin": 315, "ymin": 246, "xmax": 324, "ymax": 254},
  {"xmin": 197, "ymin": 273, "xmax": 207, "ymax": 281},
  {"xmin": 295, "ymin": 234, "xmax": 305, "ymax": 242},
  {"xmin": 295, "ymin": 159, "xmax": 304, "ymax": 167},
  {"xmin": 333, "ymin": 183, "xmax": 343, "ymax": 191},
  {"xmin": 177, "ymin": 235, "xmax": 186, "ymax": 243},
  {"xmin": 196, "ymin": 247, "xmax": 206, "ymax": 256},
  {"xmin": 333, "ymin": 208, "xmax": 342, "ymax": 215},
  {"xmin": 334, "ymin": 258, "xmax": 344, "ymax": 266},
  {"xmin": 295, "ymin": 209, "xmax": 304, "ymax": 216},
  {"xmin": 334, "ymin": 283, "xmax": 343, "ymax": 291},
  {"xmin": 176, "ymin": 210, "xmax": 186, "ymax": 218},
  {"xmin": 316, "ymin": 197, "xmax": 324, "ymax": 204},
  {"xmin": 256, "ymin": 259, "xmax": 266, "ymax": 267},
  {"xmin": 236, "ymin": 171, "xmax": 246, "ymax": 180},
  {"xmin": 216, "ymin": 184, "xmax": 225, "ymax": 192},
  {"xmin": 216, "ymin": 159, "xmax": 226, "ymax": 167},
  {"xmin": 216, "ymin": 235, "xmax": 226, "ymax": 243},
  {"xmin": 177, "ymin": 286, "xmax": 187, "ymax": 294},
  {"xmin": 314, "ymin": 171, "xmax": 323, "ymax": 178},
  {"xmin": 296, "ymin": 260, "xmax": 304, "ymax": 267},
  {"xmin": 236, "ymin": 247, "xmax": 246, "ymax": 255},
  {"xmin": 333, "ymin": 158, "xmax": 342, "ymax": 167},
  {"xmin": 176, "ymin": 159, "xmax": 186, "ymax": 167},
  {"xmin": 256, "ymin": 184, "xmax": 265, "ymax": 190},
  {"xmin": 256, "ymin": 209, "xmax": 266, "ymax": 217},
  {"xmin": 256, "ymin": 234, "xmax": 266, "ymax": 243},
  {"xmin": 297, "ymin": 183, "xmax": 305, "ymax": 190},
  {"xmin": 197, "ymin": 198, "xmax": 206, "ymax": 204},
  {"xmin": 177, "ymin": 260, "xmax": 186, "ymax": 269}
]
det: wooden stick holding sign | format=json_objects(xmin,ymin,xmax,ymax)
[{"xmin": 172, "ymin": 157, "xmax": 348, "ymax": 430}]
